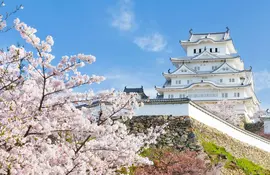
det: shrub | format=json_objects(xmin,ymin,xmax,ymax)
[{"xmin": 135, "ymin": 148, "xmax": 207, "ymax": 175}]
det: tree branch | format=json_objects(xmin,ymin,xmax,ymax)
[{"xmin": 23, "ymin": 125, "xmax": 32, "ymax": 137}]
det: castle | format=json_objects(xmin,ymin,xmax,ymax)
[{"xmin": 154, "ymin": 28, "xmax": 259, "ymax": 119}]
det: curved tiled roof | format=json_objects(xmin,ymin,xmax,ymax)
[
  {"xmin": 156, "ymin": 81, "xmax": 252, "ymax": 91},
  {"xmin": 124, "ymin": 86, "xmax": 148, "ymax": 99},
  {"xmin": 170, "ymin": 54, "xmax": 240, "ymax": 62},
  {"xmin": 162, "ymin": 70, "xmax": 251, "ymax": 78},
  {"xmin": 168, "ymin": 64, "xmax": 196, "ymax": 74},
  {"xmin": 181, "ymin": 38, "xmax": 232, "ymax": 44},
  {"xmin": 211, "ymin": 62, "xmax": 240, "ymax": 73}
]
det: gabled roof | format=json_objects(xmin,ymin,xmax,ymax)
[
  {"xmin": 124, "ymin": 86, "xmax": 149, "ymax": 99},
  {"xmin": 156, "ymin": 81, "xmax": 252, "ymax": 91},
  {"xmin": 163, "ymin": 69, "xmax": 251, "ymax": 79},
  {"xmin": 165, "ymin": 64, "xmax": 196, "ymax": 75},
  {"xmin": 180, "ymin": 28, "xmax": 237, "ymax": 54},
  {"xmin": 170, "ymin": 54, "xmax": 240, "ymax": 63},
  {"xmin": 188, "ymin": 32, "xmax": 230, "ymax": 43},
  {"xmin": 183, "ymin": 28, "xmax": 231, "ymax": 43},
  {"xmin": 192, "ymin": 50, "xmax": 218, "ymax": 59},
  {"xmin": 211, "ymin": 62, "xmax": 240, "ymax": 73}
]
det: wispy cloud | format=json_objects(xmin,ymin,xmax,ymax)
[
  {"xmin": 134, "ymin": 33, "xmax": 167, "ymax": 52},
  {"xmin": 254, "ymin": 70, "xmax": 270, "ymax": 91},
  {"xmin": 110, "ymin": 0, "xmax": 136, "ymax": 31}
]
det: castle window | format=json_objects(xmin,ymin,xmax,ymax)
[
  {"xmin": 212, "ymin": 66, "xmax": 218, "ymax": 70},
  {"xmin": 194, "ymin": 66, "xmax": 200, "ymax": 71},
  {"xmin": 234, "ymin": 92, "xmax": 240, "ymax": 97},
  {"xmin": 222, "ymin": 93, "xmax": 228, "ymax": 98},
  {"xmin": 168, "ymin": 94, "xmax": 174, "ymax": 98},
  {"xmin": 179, "ymin": 94, "xmax": 185, "ymax": 98},
  {"xmin": 187, "ymin": 80, "xmax": 190, "ymax": 84},
  {"xmin": 210, "ymin": 48, "xmax": 213, "ymax": 52},
  {"xmin": 194, "ymin": 49, "xmax": 196, "ymax": 53},
  {"xmin": 229, "ymin": 78, "xmax": 235, "ymax": 83},
  {"xmin": 199, "ymin": 48, "xmax": 202, "ymax": 53},
  {"xmin": 176, "ymin": 80, "xmax": 181, "ymax": 84},
  {"xmin": 220, "ymin": 79, "xmax": 223, "ymax": 83},
  {"xmin": 223, "ymin": 67, "xmax": 229, "ymax": 71},
  {"xmin": 181, "ymin": 69, "xmax": 187, "ymax": 72},
  {"xmin": 215, "ymin": 48, "xmax": 218, "ymax": 52}
]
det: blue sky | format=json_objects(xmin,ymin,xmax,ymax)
[{"xmin": 2, "ymin": 0, "xmax": 270, "ymax": 109}]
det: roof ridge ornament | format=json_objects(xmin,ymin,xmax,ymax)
[
  {"xmin": 189, "ymin": 28, "xmax": 193, "ymax": 35},
  {"xmin": 226, "ymin": 27, "xmax": 230, "ymax": 33}
]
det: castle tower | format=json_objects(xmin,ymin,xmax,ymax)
[{"xmin": 155, "ymin": 28, "xmax": 260, "ymax": 118}]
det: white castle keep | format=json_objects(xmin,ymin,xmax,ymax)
[{"xmin": 155, "ymin": 28, "xmax": 259, "ymax": 118}]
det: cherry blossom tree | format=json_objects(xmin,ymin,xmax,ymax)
[
  {"xmin": 135, "ymin": 150, "xmax": 207, "ymax": 175},
  {"xmin": 0, "ymin": 5, "xmax": 164, "ymax": 175},
  {"xmin": 0, "ymin": 1, "xmax": 23, "ymax": 32},
  {"xmin": 201, "ymin": 100, "xmax": 245, "ymax": 127}
]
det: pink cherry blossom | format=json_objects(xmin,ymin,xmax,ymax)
[{"xmin": 0, "ymin": 5, "xmax": 164, "ymax": 175}]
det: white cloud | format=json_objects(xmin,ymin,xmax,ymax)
[
  {"xmin": 134, "ymin": 33, "xmax": 167, "ymax": 52},
  {"xmin": 111, "ymin": 0, "xmax": 136, "ymax": 31},
  {"xmin": 254, "ymin": 70, "xmax": 270, "ymax": 91}
]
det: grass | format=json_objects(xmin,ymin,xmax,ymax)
[{"xmin": 202, "ymin": 141, "xmax": 270, "ymax": 175}]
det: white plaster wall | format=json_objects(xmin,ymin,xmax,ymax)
[
  {"xmin": 175, "ymin": 59, "xmax": 244, "ymax": 71},
  {"xmin": 264, "ymin": 120, "xmax": 270, "ymax": 134},
  {"xmin": 163, "ymin": 87, "xmax": 247, "ymax": 100},
  {"xmin": 170, "ymin": 74, "xmax": 243, "ymax": 86},
  {"xmin": 134, "ymin": 102, "xmax": 270, "ymax": 152},
  {"xmin": 188, "ymin": 102, "xmax": 270, "ymax": 153},
  {"xmin": 134, "ymin": 103, "xmax": 189, "ymax": 116}
]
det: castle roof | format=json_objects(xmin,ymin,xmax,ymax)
[
  {"xmin": 124, "ymin": 86, "xmax": 148, "ymax": 99},
  {"xmin": 182, "ymin": 28, "xmax": 231, "ymax": 43},
  {"xmin": 170, "ymin": 52, "xmax": 240, "ymax": 63},
  {"xmin": 180, "ymin": 28, "xmax": 237, "ymax": 54},
  {"xmin": 188, "ymin": 31, "xmax": 230, "ymax": 43},
  {"xmin": 156, "ymin": 81, "xmax": 252, "ymax": 91}
]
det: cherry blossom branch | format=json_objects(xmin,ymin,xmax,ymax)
[
  {"xmin": 66, "ymin": 163, "xmax": 80, "ymax": 175},
  {"xmin": 74, "ymin": 134, "xmax": 92, "ymax": 154}
]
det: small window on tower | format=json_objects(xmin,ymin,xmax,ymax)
[
  {"xmin": 222, "ymin": 93, "xmax": 228, "ymax": 98},
  {"xmin": 194, "ymin": 66, "xmax": 200, "ymax": 71},
  {"xmin": 234, "ymin": 92, "xmax": 240, "ymax": 97},
  {"xmin": 194, "ymin": 49, "xmax": 196, "ymax": 54},
  {"xmin": 215, "ymin": 48, "xmax": 218, "ymax": 52},
  {"xmin": 210, "ymin": 48, "xmax": 213, "ymax": 53},
  {"xmin": 199, "ymin": 49, "xmax": 202, "ymax": 53}
]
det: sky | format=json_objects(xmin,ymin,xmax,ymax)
[{"xmin": 2, "ymin": 0, "xmax": 270, "ymax": 109}]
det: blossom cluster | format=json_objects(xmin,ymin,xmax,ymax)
[{"xmin": 0, "ymin": 16, "xmax": 163, "ymax": 175}]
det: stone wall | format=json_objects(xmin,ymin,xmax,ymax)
[
  {"xmin": 125, "ymin": 115, "xmax": 202, "ymax": 151},
  {"xmin": 124, "ymin": 115, "xmax": 270, "ymax": 174},
  {"xmin": 193, "ymin": 120, "xmax": 270, "ymax": 170}
]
